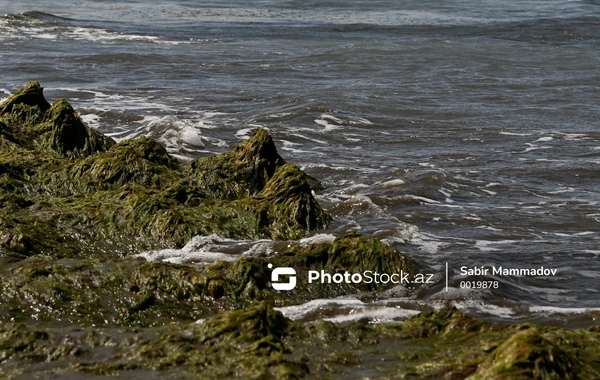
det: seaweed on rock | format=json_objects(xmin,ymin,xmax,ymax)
[
  {"xmin": 0, "ymin": 82, "xmax": 114, "ymax": 157},
  {"xmin": 469, "ymin": 327, "xmax": 579, "ymax": 379},
  {"xmin": 0, "ymin": 82, "xmax": 329, "ymax": 257},
  {"xmin": 184, "ymin": 128, "xmax": 286, "ymax": 199},
  {"xmin": 1, "ymin": 307, "xmax": 599, "ymax": 379},
  {"xmin": 0, "ymin": 233, "xmax": 418, "ymax": 325},
  {"xmin": 0, "ymin": 81, "xmax": 50, "ymax": 126}
]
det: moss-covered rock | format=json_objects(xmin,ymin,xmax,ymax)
[
  {"xmin": 41, "ymin": 99, "xmax": 116, "ymax": 158},
  {"xmin": 97, "ymin": 303, "xmax": 308, "ymax": 379},
  {"xmin": 69, "ymin": 136, "xmax": 180, "ymax": 190},
  {"xmin": 0, "ymin": 232, "xmax": 418, "ymax": 325}
]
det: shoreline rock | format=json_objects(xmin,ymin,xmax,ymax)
[{"xmin": 0, "ymin": 82, "xmax": 329, "ymax": 258}]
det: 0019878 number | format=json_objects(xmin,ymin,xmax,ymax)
[{"xmin": 459, "ymin": 280, "xmax": 499, "ymax": 289}]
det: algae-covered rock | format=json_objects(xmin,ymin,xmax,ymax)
[
  {"xmin": 0, "ymin": 233, "xmax": 417, "ymax": 325},
  {"xmin": 1, "ymin": 294, "xmax": 600, "ymax": 379},
  {"xmin": 122, "ymin": 302, "xmax": 308, "ymax": 378},
  {"xmin": 196, "ymin": 232, "xmax": 418, "ymax": 306},
  {"xmin": 68, "ymin": 136, "xmax": 181, "ymax": 192},
  {"xmin": 40, "ymin": 98, "xmax": 116, "ymax": 158},
  {"xmin": 0, "ymin": 82, "xmax": 115, "ymax": 157},
  {"xmin": 0, "ymin": 82, "xmax": 329, "ymax": 257},
  {"xmin": 185, "ymin": 128, "xmax": 286, "ymax": 199},
  {"xmin": 469, "ymin": 328, "xmax": 579, "ymax": 380},
  {"xmin": 234, "ymin": 162, "xmax": 331, "ymax": 240},
  {"xmin": 0, "ymin": 81, "xmax": 50, "ymax": 125}
]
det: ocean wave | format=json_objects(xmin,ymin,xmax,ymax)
[{"xmin": 0, "ymin": 11, "xmax": 204, "ymax": 45}]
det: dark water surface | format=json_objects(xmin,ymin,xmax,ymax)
[{"xmin": 1, "ymin": 0, "xmax": 600, "ymax": 326}]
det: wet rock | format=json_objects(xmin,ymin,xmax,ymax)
[
  {"xmin": 0, "ymin": 83, "xmax": 329, "ymax": 257},
  {"xmin": 0, "ymin": 82, "xmax": 115, "ymax": 157},
  {"xmin": 185, "ymin": 128, "xmax": 286, "ymax": 199},
  {"xmin": 198, "ymin": 301, "xmax": 289, "ymax": 351},
  {"xmin": 118, "ymin": 303, "xmax": 308, "ymax": 378},
  {"xmin": 0, "ymin": 233, "xmax": 417, "ymax": 325},
  {"xmin": 197, "ymin": 231, "xmax": 417, "ymax": 306},
  {"xmin": 235, "ymin": 162, "xmax": 331, "ymax": 240},
  {"xmin": 0, "ymin": 81, "xmax": 50, "ymax": 125},
  {"xmin": 40, "ymin": 99, "xmax": 115, "ymax": 158},
  {"xmin": 69, "ymin": 136, "xmax": 180, "ymax": 191},
  {"xmin": 1, "ymin": 288, "xmax": 599, "ymax": 379},
  {"xmin": 471, "ymin": 328, "xmax": 579, "ymax": 379}
]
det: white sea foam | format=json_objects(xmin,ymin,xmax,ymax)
[
  {"xmin": 79, "ymin": 113, "xmax": 101, "ymax": 128},
  {"xmin": 499, "ymin": 131, "xmax": 533, "ymax": 136},
  {"xmin": 236, "ymin": 127, "xmax": 262, "ymax": 139},
  {"xmin": 314, "ymin": 118, "xmax": 342, "ymax": 132},
  {"xmin": 276, "ymin": 298, "xmax": 364, "ymax": 320},
  {"xmin": 138, "ymin": 115, "xmax": 205, "ymax": 150},
  {"xmin": 480, "ymin": 188, "xmax": 496, "ymax": 196},
  {"xmin": 136, "ymin": 234, "xmax": 274, "ymax": 265},
  {"xmin": 298, "ymin": 234, "xmax": 336, "ymax": 245},
  {"xmin": 380, "ymin": 179, "xmax": 406, "ymax": 187},
  {"xmin": 474, "ymin": 240, "xmax": 518, "ymax": 252},
  {"xmin": 559, "ymin": 133, "xmax": 590, "ymax": 141},
  {"xmin": 401, "ymin": 195, "xmax": 441, "ymax": 204},
  {"xmin": 289, "ymin": 133, "xmax": 328, "ymax": 145},
  {"xmin": 136, "ymin": 249, "xmax": 238, "ymax": 265},
  {"xmin": 275, "ymin": 298, "xmax": 420, "ymax": 323},
  {"xmin": 453, "ymin": 301, "xmax": 516, "ymax": 319},
  {"xmin": 324, "ymin": 307, "xmax": 420, "ymax": 323},
  {"xmin": 528, "ymin": 306, "xmax": 600, "ymax": 315},
  {"xmin": 0, "ymin": 16, "xmax": 193, "ymax": 45}
]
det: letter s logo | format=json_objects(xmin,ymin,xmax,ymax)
[{"xmin": 268, "ymin": 264, "xmax": 297, "ymax": 291}]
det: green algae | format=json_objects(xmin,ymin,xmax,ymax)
[
  {"xmin": 469, "ymin": 327, "xmax": 579, "ymax": 380},
  {"xmin": 0, "ymin": 82, "xmax": 114, "ymax": 158},
  {"xmin": 0, "ymin": 232, "xmax": 418, "ymax": 327},
  {"xmin": 0, "ymin": 82, "xmax": 329, "ymax": 257},
  {"xmin": 2, "ymin": 305, "xmax": 598, "ymax": 379},
  {"xmin": 0, "ymin": 303, "xmax": 599, "ymax": 379},
  {"xmin": 183, "ymin": 127, "xmax": 286, "ymax": 199},
  {"xmin": 69, "ymin": 303, "xmax": 308, "ymax": 379}
]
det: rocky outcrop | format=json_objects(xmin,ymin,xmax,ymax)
[
  {"xmin": 0, "ymin": 82, "xmax": 329, "ymax": 258},
  {"xmin": 0, "ymin": 81, "xmax": 114, "ymax": 157},
  {"xmin": 184, "ymin": 127, "xmax": 286, "ymax": 199}
]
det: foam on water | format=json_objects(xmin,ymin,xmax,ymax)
[
  {"xmin": 0, "ymin": 12, "xmax": 199, "ymax": 45},
  {"xmin": 138, "ymin": 115, "xmax": 205, "ymax": 151},
  {"xmin": 528, "ymin": 306, "xmax": 600, "ymax": 315},
  {"xmin": 314, "ymin": 118, "xmax": 342, "ymax": 133},
  {"xmin": 136, "ymin": 233, "xmax": 340, "ymax": 266},
  {"xmin": 136, "ymin": 234, "xmax": 275, "ymax": 265},
  {"xmin": 298, "ymin": 233, "xmax": 336, "ymax": 245},
  {"xmin": 275, "ymin": 297, "xmax": 420, "ymax": 323},
  {"xmin": 453, "ymin": 301, "xmax": 516, "ymax": 319},
  {"xmin": 324, "ymin": 307, "xmax": 420, "ymax": 324}
]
